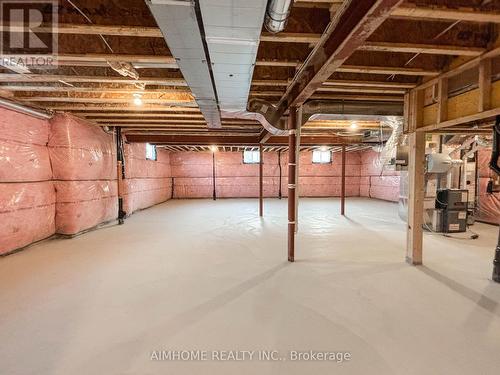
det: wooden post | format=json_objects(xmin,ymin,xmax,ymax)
[
  {"xmin": 259, "ymin": 144, "xmax": 263, "ymax": 217},
  {"xmin": 288, "ymin": 107, "xmax": 298, "ymax": 262},
  {"xmin": 479, "ymin": 59, "xmax": 492, "ymax": 112},
  {"xmin": 437, "ymin": 78, "xmax": 448, "ymax": 123},
  {"xmin": 406, "ymin": 90, "xmax": 425, "ymax": 265},
  {"xmin": 341, "ymin": 145, "xmax": 346, "ymax": 215}
]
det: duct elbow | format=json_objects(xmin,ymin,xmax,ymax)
[{"xmin": 265, "ymin": 0, "xmax": 293, "ymax": 34}]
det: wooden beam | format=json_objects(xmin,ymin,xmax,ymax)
[
  {"xmin": 417, "ymin": 107, "xmax": 500, "ymax": 132},
  {"xmin": 0, "ymin": 23, "xmax": 163, "ymax": 37},
  {"xmin": 251, "ymin": 91, "xmax": 405, "ymax": 101},
  {"xmin": 48, "ymin": 105, "xmax": 200, "ymax": 112},
  {"xmin": 76, "ymin": 113, "xmax": 205, "ymax": 118},
  {"xmin": 359, "ymin": 42, "xmax": 484, "ymax": 56},
  {"xmin": 126, "ymin": 134, "xmax": 258, "ymax": 144},
  {"xmin": 0, "ymin": 86, "xmax": 190, "ymax": 94},
  {"xmin": 17, "ymin": 97, "xmax": 196, "ymax": 105},
  {"xmin": 2, "ymin": 53, "xmax": 177, "ymax": 65},
  {"xmin": 252, "ymin": 79, "xmax": 417, "ymax": 89},
  {"xmin": 479, "ymin": 59, "xmax": 492, "ymax": 112},
  {"xmin": 323, "ymin": 80, "xmax": 416, "ymax": 89},
  {"xmin": 255, "ymin": 60, "xmax": 300, "ymax": 67},
  {"xmin": 414, "ymin": 46, "xmax": 500, "ymax": 91},
  {"xmin": 260, "ymin": 32, "xmax": 321, "ymax": 44},
  {"xmin": 336, "ymin": 65, "xmax": 439, "ymax": 76},
  {"xmin": 0, "ymin": 74, "xmax": 187, "ymax": 85},
  {"xmin": 391, "ymin": 5, "xmax": 500, "ymax": 23},
  {"xmin": 437, "ymin": 78, "xmax": 448, "ymax": 123},
  {"xmin": 278, "ymin": 0, "xmax": 405, "ymax": 109},
  {"xmin": 317, "ymin": 86, "xmax": 406, "ymax": 94}
]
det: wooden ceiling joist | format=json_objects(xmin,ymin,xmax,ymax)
[
  {"xmin": 359, "ymin": 42, "xmax": 485, "ymax": 56},
  {"xmin": 18, "ymin": 97, "xmax": 196, "ymax": 105},
  {"xmin": 47, "ymin": 105, "xmax": 200, "ymax": 112},
  {"xmin": 260, "ymin": 32, "xmax": 321, "ymax": 44},
  {"xmin": 391, "ymin": 5, "xmax": 500, "ymax": 23},
  {"xmin": 336, "ymin": 65, "xmax": 439, "ymax": 76},
  {"xmin": 0, "ymin": 74, "xmax": 187, "ymax": 85},
  {"xmin": 278, "ymin": 0, "xmax": 404, "ymax": 109},
  {"xmin": 0, "ymin": 23, "xmax": 163, "ymax": 37}
]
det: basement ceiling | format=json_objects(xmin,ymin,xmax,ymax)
[{"xmin": 0, "ymin": 0, "xmax": 498, "ymax": 145}]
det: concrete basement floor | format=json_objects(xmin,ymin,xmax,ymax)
[{"xmin": 1, "ymin": 198, "xmax": 499, "ymax": 375}]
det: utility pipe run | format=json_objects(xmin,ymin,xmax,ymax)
[
  {"xmin": 288, "ymin": 107, "xmax": 298, "ymax": 262},
  {"xmin": 115, "ymin": 127, "xmax": 126, "ymax": 225},
  {"xmin": 0, "ymin": 97, "xmax": 52, "ymax": 120}
]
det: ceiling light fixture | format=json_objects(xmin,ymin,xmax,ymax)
[
  {"xmin": 350, "ymin": 121, "xmax": 358, "ymax": 130},
  {"xmin": 133, "ymin": 93, "xmax": 143, "ymax": 106}
]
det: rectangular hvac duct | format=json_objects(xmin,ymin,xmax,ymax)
[
  {"xmin": 200, "ymin": 0, "xmax": 268, "ymax": 112},
  {"xmin": 147, "ymin": 0, "xmax": 222, "ymax": 128}
]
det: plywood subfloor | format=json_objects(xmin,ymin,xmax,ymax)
[{"xmin": 1, "ymin": 198, "xmax": 499, "ymax": 375}]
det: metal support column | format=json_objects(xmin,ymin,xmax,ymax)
[
  {"xmin": 259, "ymin": 144, "xmax": 263, "ymax": 217},
  {"xmin": 341, "ymin": 145, "xmax": 346, "ymax": 216},
  {"xmin": 288, "ymin": 107, "xmax": 298, "ymax": 262}
]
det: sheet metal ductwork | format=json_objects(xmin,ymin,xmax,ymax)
[
  {"xmin": 246, "ymin": 98, "xmax": 404, "ymax": 134},
  {"xmin": 147, "ymin": 0, "xmax": 221, "ymax": 128},
  {"xmin": 200, "ymin": 0, "xmax": 268, "ymax": 112},
  {"xmin": 265, "ymin": 0, "xmax": 293, "ymax": 33},
  {"xmin": 148, "ymin": 0, "xmax": 268, "ymax": 126}
]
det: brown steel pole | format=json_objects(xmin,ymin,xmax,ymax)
[
  {"xmin": 288, "ymin": 108, "xmax": 297, "ymax": 262},
  {"xmin": 259, "ymin": 144, "xmax": 263, "ymax": 217},
  {"xmin": 341, "ymin": 145, "xmax": 346, "ymax": 216}
]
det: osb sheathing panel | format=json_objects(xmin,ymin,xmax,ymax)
[{"xmin": 422, "ymin": 80, "xmax": 500, "ymax": 125}]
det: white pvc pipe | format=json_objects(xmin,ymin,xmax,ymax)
[{"xmin": 0, "ymin": 98, "xmax": 52, "ymax": 120}]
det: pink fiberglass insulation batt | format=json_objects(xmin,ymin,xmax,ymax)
[
  {"xmin": 360, "ymin": 150, "xmax": 400, "ymax": 202},
  {"xmin": 477, "ymin": 149, "xmax": 500, "ymax": 224},
  {"xmin": 49, "ymin": 114, "xmax": 117, "ymax": 234},
  {"xmin": 121, "ymin": 143, "xmax": 172, "ymax": 214},
  {"xmin": 0, "ymin": 107, "xmax": 55, "ymax": 254},
  {"xmin": 0, "ymin": 107, "xmax": 52, "ymax": 182},
  {"xmin": 170, "ymin": 151, "xmax": 362, "ymax": 199},
  {"xmin": 0, "ymin": 182, "xmax": 56, "ymax": 255},
  {"xmin": 48, "ymin": 114, "xmax": 116, "ymax": 181}
]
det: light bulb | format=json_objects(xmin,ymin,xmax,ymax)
[{"xmin": 133, "ymin": 96, "xmax": 143, "ymax": 106}]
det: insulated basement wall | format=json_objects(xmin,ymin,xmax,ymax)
[
  {"xmin": 0, "ymin": 107, "xmax": 55, "ymax": 255},
  {"xmin": 49, "ymin": 114, "xmax": 117, "ymax": 235},
  {"xmin": 122, "ymin": 143, "xmax": 172, "ymax": 214},
  {"xmin": 280, "ymin": 151, "xmax": 361, "ymax": 197},
  {"xmin": 477, "ymin": 148, "xmax": 500, "ymax": 224},
  {"xmin": 170, "ymin": 151, "xmax": 280, "ymax": 199},
  {"xmin": 360, "ymin": 150, "xmax": 400, "ymax": 202},
  {"xmin": 170, "ymin": 151, "xmax": 361, "ymax": 198}
]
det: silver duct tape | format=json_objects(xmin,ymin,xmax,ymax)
[{"xmin": 288, "ymin": 184, "xmax": 296, "ymax": 189}]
